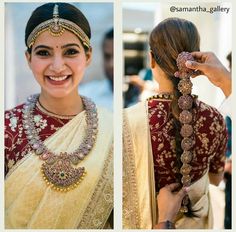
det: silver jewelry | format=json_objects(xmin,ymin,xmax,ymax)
[{"xmin": 22, "ymin": 94, "xmax": 98, "ymax": 191}]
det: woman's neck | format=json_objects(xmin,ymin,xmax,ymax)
[
  {"xmin": 156, "ymin": 72, "xmax": 174, "ymax": 94},
  {"xmin": 38, "ymin": 92, "xmax": 84, "ymax": 116}
]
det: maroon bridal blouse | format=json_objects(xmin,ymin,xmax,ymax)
[
  {"xmin": 147, "ymin": 98, "xmax": 227, "ymax": 191},
  {"xmin": 5, "ymin": 104, "xmax": 71, "ymax": 176}
]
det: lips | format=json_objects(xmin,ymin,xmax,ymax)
[
  {"xmin": 45, "ymin": 75, "xmax": 71, "ymax": 85},
  {"xmin": 48, "ymin": 75, "xmax": 68, "ymax": 81}
]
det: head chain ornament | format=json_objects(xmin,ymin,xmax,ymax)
[
  {"xmin": 175, "ymin": 51, "xmax": 196, "ymax": 213},
  {"xmin": 27, "ymin": 4, "xmax": 90, "ymax": 49}
]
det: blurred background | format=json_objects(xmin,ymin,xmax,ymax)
[
  {"xmin": 5, "ymin": 2, "xmax": 113, "ymax": 110},
  {"xmin": 122, "ymin": 2, "xmax": 232, "ymax": 229},
  {"xmin": 122, "ymin": 2, "xmax": 231, "ymax": 108}
]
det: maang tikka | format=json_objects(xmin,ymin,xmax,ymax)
[
  {"xmin": 175, "ymin": 52, "xmax": 195, "ymax": 213},
  {"xmin": 27, "ymin": 4, "xmax": 90, "ymax": 49},
  {"xmin": 48, "ymin": 4, "xmax": 65, "ymax": 36}
]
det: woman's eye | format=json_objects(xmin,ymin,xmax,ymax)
[
  {"xmin": 35, "ymin": 50, "xmax": 50, "ymax": 56},
  {"xmin": 64, "ymin": 48, "xmax": 79, "ymax": 56}
]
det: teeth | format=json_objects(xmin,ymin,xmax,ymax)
[{"xmin": 48, "ymin": 76, "xmax": 68, "ymax": 81}]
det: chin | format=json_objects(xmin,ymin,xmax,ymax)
[{"xmin": 44, "ymin": 89, "xmax": 74, "ymax": 99}]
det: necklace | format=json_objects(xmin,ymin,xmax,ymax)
[
  {"xmin": 36, "ymin": 100, "xmax": 76, "ymax": 120},
  {"xmin": 147, "ymin": 93, "xmax": 174, "ymax": 101},
  {"xmin": 22, "ymin": 94, "xmax": 98, "ymax": 191}
]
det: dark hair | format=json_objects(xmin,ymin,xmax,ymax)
[
  {"xmin": 103, "ymin": 28, "xmax": 113, "ymax": 41},
  {"xmin": 149, "ymin": 17, "xmax": 200, "ymax": 217},
  {"xmin": 25, "ymin": 2, "xmax": 91, "ymax": 53}
]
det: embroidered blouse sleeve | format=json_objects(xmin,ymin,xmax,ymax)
[
  {"xmin": 209, "ymin": 113, "xmax": 227, "ymax": 174},
  {"xmin": 5, "ymin": 109, "xmax": 19, "ymax": 176}
]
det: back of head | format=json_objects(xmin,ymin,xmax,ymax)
[{"xmin": 149, "ymin": 17, "xmax": 200, "ymax": 78}]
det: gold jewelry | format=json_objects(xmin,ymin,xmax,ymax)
[
  {"xmin": 147, "ymin": 93, "xmax": 174, "ymax": 101},
  {"xmin": 27, "ymin": 4, "xmax": 90, "ymax": 48},
  {"xmin": 176, "ymin": 51, "xmax": 195, "ymax": 213}
]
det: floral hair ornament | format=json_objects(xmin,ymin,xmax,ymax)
[
  {"xmin": 27, "ymin": 4, "xmax": 90, "ymax": 49},
  {"xmin": 175, "ymin": 51, "xmax": 196, "ymax": 213}
]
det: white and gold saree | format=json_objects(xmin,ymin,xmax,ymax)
[
  {"xmin": 123, "ymin": 101, "xmax": 213, "ymax": 229},
  {"xmin": 5, "ymin": 108, "xmax": 113, "ymax": 229}
]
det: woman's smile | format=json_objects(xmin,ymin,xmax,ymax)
[
  {"xmin": 45, "ymin": 75, "xmax": 72, "ymax": 85},
  {"xmin": 26, "ymin": 29, "xmax": 91, "ymax": 99}
]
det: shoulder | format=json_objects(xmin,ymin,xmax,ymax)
[
  {"xmin": 123, "ymin": 101, "xmax": 148, "ymax": 134},
  {"xmin": 97, "ymin": 106, "xmax": 113, "ymax": 132},
  {"xmin": 97, "ymin": 106, "xmax": 112, "ymax": 120},
  {"xmin": 5, "ymin": 104, "xmax": 25, "ymax": 132},
  {"xmin": 124, "ymin": 101, "xmax": 146, "ymax": 121},
  {"xmin": 197, "ymin": 100, "xmax": 225, "ymax": 121},
  {"xmin": 196, "ymin": 100, "xmax": 226, "ymax": 132}
]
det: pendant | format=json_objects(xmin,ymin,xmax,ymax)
[{"xmin": 41, "ymin": 152, "xmax": 86, "ymax": 192}]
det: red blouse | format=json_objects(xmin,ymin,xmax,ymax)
[
  {"xmin": 148, "ymin": 99, "xmax": 227, "ymax": 192},
  {"xmin": 5, "ymin": 104, "xmax": 70, "ymax": 176}
]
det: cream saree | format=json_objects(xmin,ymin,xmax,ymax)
[
  {"xmin": 5, "ymin": 108, "xmax": 113, "ymax": 229},
  {"xmin": 123, "ymin": 101, "xmax": 213, "ymax": 229}
]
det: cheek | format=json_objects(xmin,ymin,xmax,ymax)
[
  {"xmin": 69, "ymin": 58, "xmax": 87, "ymax": 73},
  {"xmin": 30, "ymin": 58, "xmax": 48, "ymax": 76}
]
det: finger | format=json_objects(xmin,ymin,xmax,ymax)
[
  {"xmin": 185, "ymin": 60, "xmax": 204, "ymax": 71},
  {"xmin": 190, "ymin": 51, "xmax": 207, "ymax": 59},
  {"xmin": 165, "ymin": 183, "xmax": 180, "ymax": 192},
  {"xmin": 177, "ymin": 187, "xmax": 188, "ymax": 200},
  {"xmin": 190, "ymin": 70, "xmax": 202, "ymax": 78}
]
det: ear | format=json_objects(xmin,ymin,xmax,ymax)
[
  {"xmin": 149, "ymin": 51, "xmax": 156, "ymax": 69},
  {"xmin": 85, "ymin": 47, "xmax": 92, "ymax": 66},
  {"xmin": 25, "ymin": 51, "xmax": 32, "ymax": 70}
]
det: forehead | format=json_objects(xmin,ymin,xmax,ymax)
[{"xmin": 33, "ymin": 29, "xmax": 83, "ymax": 47}]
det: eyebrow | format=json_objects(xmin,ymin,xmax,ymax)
[
  {"xmin": 33, "ymin": 45, "xmax": 53, "ymax": 51},
  {"xmin": 33, "ymin": 43, "xmax": 81, "ymax": 51},
  {"xmin": 61, "ymin": 43, "xmax": 81, "ymax": 49}
]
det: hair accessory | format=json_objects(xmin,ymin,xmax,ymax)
[
  {"xmin": 27, "ymin": 4, "xmax": 90, "ymax": 48},
  {"xmin": 176, "ymin": 51, "xmax": 195, "ymax": 213},
  {"xmin": 22, "ymin": 94, "xmax": 98, "ymax": 191}
]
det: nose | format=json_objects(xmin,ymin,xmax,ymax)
[{"xmin": 49, "ymin": 55, "xmax": 66, "ymax": 73}]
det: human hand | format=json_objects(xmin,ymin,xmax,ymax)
[
  {"xmin": 157, "ymin": 183, "xmax": 188, "ymax": 223},
  {"xmin": 185, "ymin": 51, "xmax": 231, "ymax": 97}
]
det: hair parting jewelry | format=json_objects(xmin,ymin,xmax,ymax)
[
  {"xmin": 27, "ymin": 4, "xmax": 90, "ymax": 49},
  {"xmin": 176, "ymin": 51, "xmax": 195, "ymax": 213},
  {"xmin": 22, "ymin": 94, "xmax": 98, "ymax": 191}
]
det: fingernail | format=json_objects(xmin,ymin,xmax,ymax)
[
  {"xmin": 184, "ymin": 187, "xmax": 189, "ymax": 192},
  {"xmin": 185, "ymin": 61, "xmax": 192, "ymax": 67}
]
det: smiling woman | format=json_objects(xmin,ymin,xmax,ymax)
[{"xmin": 5, "ymin": 2, "xmax": 113, "ymax": 229}]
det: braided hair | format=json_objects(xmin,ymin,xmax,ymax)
[{"xmin": 149, "ymin": 17, "xmax": 200, "ymax": 217}]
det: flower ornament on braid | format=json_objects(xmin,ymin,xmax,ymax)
[{"xmin": 175, "ymin": 51, "xmax": 195, "ymax": 213}]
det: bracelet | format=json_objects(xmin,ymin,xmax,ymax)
[{"xmin": 154, "ymin": 220, "xmax": 176, "ymax": 229}]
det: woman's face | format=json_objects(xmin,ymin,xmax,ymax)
[{"xmin": 26, "ymin": 30, "xmax": 91, "ymax": 99}]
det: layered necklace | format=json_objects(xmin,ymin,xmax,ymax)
[{"xmin": 22, "ymin": 94, "xmax": 98, "ymax": 192}]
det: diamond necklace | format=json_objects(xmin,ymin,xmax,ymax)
[{"xmin": 22, "ymin": 94, "xmax": 98, "ymax": 192}]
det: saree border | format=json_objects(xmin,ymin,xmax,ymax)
[
  {"xmin": 122, "ymin": 111, "xmax": 141, "ymax": 229},
  {"xmin": 77, "ymin": 144, "xmax": 113, "ymax": 229}
]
